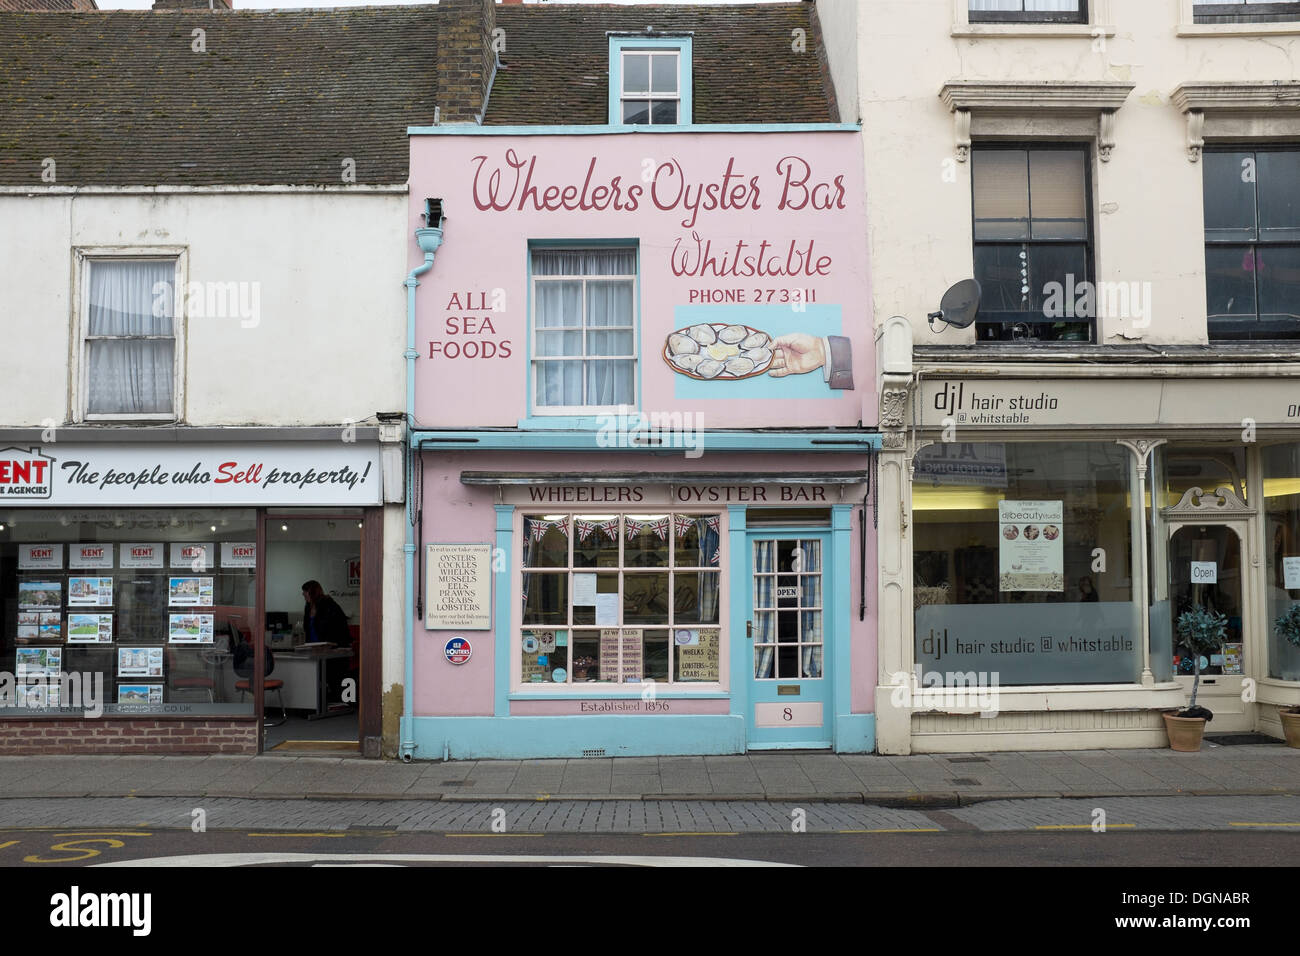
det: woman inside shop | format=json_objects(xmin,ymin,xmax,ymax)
[{"xmin": 302, "ymin": 580, "xmax": 354, "ymax": 703}]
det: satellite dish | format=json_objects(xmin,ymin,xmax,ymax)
[{"xmin": 928, "ymin": 279, "xmax": 981, "ymax": 331}]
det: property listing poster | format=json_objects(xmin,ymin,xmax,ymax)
[{"xmin": 998, "ymin": 500, "xmax": 1064, "ymax": 592}]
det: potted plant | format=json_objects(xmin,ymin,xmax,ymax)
[
  {"xmin": 1273, "ymin": 604, "xmax": 1300, "ymax": 747},
  {"xmin": 1165, "ymin": 606, "xmax": 1227, "ymax": 752}
]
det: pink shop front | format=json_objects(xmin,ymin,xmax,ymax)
[{"xmin": 400, "ymin": 127, "xmax": 879, "ymax": 759}]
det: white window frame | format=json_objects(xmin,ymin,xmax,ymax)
[
  {"xmin": 1182, "ymin": 0, "xmax": 1300, "ymax": 35},
  {"xmin": 530, "ymin": 247, "xmax": 638, "ymax": 416},
  {"xmin": 72, "ymin": 246, "xmax": 187, "ymax": 423},
  {"xmin": 953, "ymin": 0, "xmax": 1113, "ymax": 37},
  {"xmin": 619, "ymin": 49, "xmax": 681, "ymax": 126},
  {"xmin": 513, "ymin": 511, "xmax": 727, "ymax": 694},
  {"xmin": 607, "ymin": 35, "xmax": 693, "ymax": 126}
]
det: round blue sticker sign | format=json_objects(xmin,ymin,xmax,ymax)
[{"xmin": 444, "ymin": 637, "xmax": 472, "ymax": 665}]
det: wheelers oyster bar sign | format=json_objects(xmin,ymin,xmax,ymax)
[{"xmin": 0, "ymin": 444, "xmax": 382, "ymax": 506}]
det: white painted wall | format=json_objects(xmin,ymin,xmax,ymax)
[
  {"xmin": 0, "ymin": 189, "xmax": 407, "ymax": 425},
  {"xmin": 816, "ymin": 0, "xmax": 1300, "ymax": 345},
  {"xmin": 816, "ymin": 0, "xmax": 859, "ymax": 124}
]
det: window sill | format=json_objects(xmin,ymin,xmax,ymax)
[
  {"xmin": 1178, "ymin": 22, "xmax": 1300, "ymax": 36},
  {"xmin": 509, "ymin": 689, "xmax": 728, "ymax": 700},
  {"xmin": 517, "ymin": 416, "xmax": 608, "ymax": 429},
  {"xmin": 953, "ymin": 24, "xmax": 1114, "ymax": 38}
]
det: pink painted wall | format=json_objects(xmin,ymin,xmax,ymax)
[
  {"xmin": 408, "ymin": 131, "xmax": 871, "ymax": 429},
  {"xmin": 413, "ymin": 452, "xmax": 878, "ymax": 720}
]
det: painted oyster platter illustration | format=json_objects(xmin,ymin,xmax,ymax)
[{"xmin": 663, "ymin": 323, "xmax": 774, "ymax": 380}]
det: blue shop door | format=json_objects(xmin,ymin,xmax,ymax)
[{"xmin": 746, "ymin": 534, "xmax": 832, "ymax": 749}]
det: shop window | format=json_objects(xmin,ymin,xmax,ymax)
[
  {"xmin": 519, "ymin": 513, "xmax": 721, "ymax": 686},
  {"xmin": 0, "ymin": 509, "xmax": 256, "ymax": 717},
  {"xmin": 969, "ymin": 0, "xmax": 1087, "ymax": 23},
  {"xmin": 1194, "ymin": 1, "xmax": 1300, "ymax": 23},
  {"xmin": 1264, "ymin": 444, "xmax": 1300, "ymax": 679},
  {"xmin": 911, "ymin": 442, "xmax": 1141, "ymax": 686},
  {"xmin": 531, "ymin": 247, "xmax": 638, "ymax": 414},
  {"xmin": 78, "ymin": 256, "xmax": 184, "ymax": 420},
  {"xmin": 1203, "ymin": 148, "xmax": 1300, "ymax": 340},
  {"xmin": 608, "ymin": 36, "xmax": 692, "ymax": 126},
  {"xmin": 971, "ymin": 146, "xmax": 1093, "ymax": 343}
]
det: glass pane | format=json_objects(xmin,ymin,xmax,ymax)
[
  {"xmin": 777, "ymin": 609, "xmax": 799, "ymax": 643},
  {"xmin": 586, "ymin": 330, "xmax": 634, "ymax": 356},
  {"xmin": 799, "ymin": 540, "xmax": 822, "ymax": 572},
  {"xmin": 571, "ymin": 633, "xmax": 604, "ymax": 682},
  {"xmin": 523, "ymin": 515, "xmax": 569, "ymax": 567},
  {"xmin": 1029, "ymin": 243, "xmax": 1088, "ymax": 313},
  {"xmin": 1169, "ymin": 527, "xmax": 1243, "ymax": 678},
  {"xmin": 1264, "ymin": 444, "xmax": 1300, "ymax": 680},
  {"xmin": 533, "ymin": 280, "xmax": 583, "ymax": 325},
  {"xmin": 802, "ymin": 610, "xmax": 824, "ymax": 643},
  {"xmin": 1205, "ymin": 245, "xmax": 1258, "ymax": 324},
  {"xmin": 573, "ymin": 573, "xmax": 618, "ymax": 625},
  {"xmin": 573, "ymin": 516, "xmax": 620, "ymax": 569},
  {"xmin": 87, "ymin": 260, "xmax": 175, "ymax": 336},
  {"xmin": 623, "ymin": 572, "xmax": 670, "ymax": 624},
  {"xmin": 1029, "ymin": 150, "xmax": 1087, "ymax": 240},
  {"xmin": 677, "ymin": 515, "xmax": 720, "ymax": 567},
  {"xmin": 585, "ymin": 360, "xmax": 634, "ymax": 406},
  {"xmin": 625, "ymin": 514, "xmax": 671, "ymax": 567},
  {"xmin": 1203, "ymin": 151, "xmax": 1258, "ymax": 239},
  {"xmin": 522, "ymin": 572, "xmax": 567, "ymax": 625},
  {"xmin": 752, "ymin": 610, "xmax": 776, "ymax": 643},
  {"xmin": 1161, "ymin": 445, "xmax": 1248, "ymax": 509},
  {"xmin": 623, "ymin": 53, "xmax": 649, "ymax": 94},
  {"xmin": 801, "ymin": 574, "xmax": 822, "ymax": 608},
  {"xmin": 802, "ymin": 645, "xmax": 823, "ymax": 680},
  {"xmin": 651, "ymin": 100, "xmax": 678, "ymax": 125},
  {"xmin": 536, "ymin": 330, "xmax": 582, "ymax": 357},
  {"xmin": 776, "ymin": 540, "xmax": 802, "ymax": 572},
  {"xmin": 776, "ymin": 574, "xmax": 800, "ymax": 608},
  {"xmin": 1257, "ymin": 245, "xmax": 1300, "ymax": 324},
  {"xmin": 85, "ymin": 340, "xmax": 175, "ymax": 416},
  {"xmin": 622, "ymin": 100, "xmax": 650, "ymax": 125},
  {"xmin": 973, "ymin": 244, "xmax": 1031, "ymax": 312},
  {"xmin": 650, "ymin": 53, "xmax": 678, "ymax": 93},
  {"xmin": 535, "ymin": 360, "xmax": 583, "ymax": 407},
  {"xmin": 674, "ymin": 627, "xmax": 719, "ymax": 682},
  {"xmin": 754, "ymin": 645, "xmax": 775, "ymax": 679},
  {"xmin": 1259, "ymin": 151, "xmax": 1300, "ymax": 239},
  {"xmin": 673, "ymin": 571, "xmax": 720, "ymax": 625},
  {"xmin": 643, "ymin": 629, "xmax": 670, "ymax": 682},
  {"xmin": 587, "ymin": 280, "xmax": 634, "ymax": 324},
  {"xmin": 522, "ymin": 629, "xmax": 569, "ymax": 683},
  {"xmin": 972, "ymin": 150, "xmax": 1030, "ymax": 240},
  {"xmin": 777, "ymin": 645, "xmax": 800, "ymax": 679},
  {"xmin": 755, "ymin": 539, "xmax": 775, "ymax": 573}
]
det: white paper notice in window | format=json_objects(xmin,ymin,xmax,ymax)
[
  {"xmin": 998, "ymin": 500, "xmax": 1064, "ymax": 592},
  {"xmin": 595, "ymin": 592, "xmax": 620, "ymax": 626},
  {"xmin": 1284, "ymin": 557, "xmax": 1300, "ymax": 591},
  {"xmin": 573, "ymin": 573, "xmax": 598, "ymax": 606}
]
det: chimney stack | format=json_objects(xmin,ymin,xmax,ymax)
[
  {"xmin": 151, "ymin": 0, "xmax": 231, "ymax": 9},
  {"xmin": 439, "ymin": 0, "xmax": 496, "ymax": 123}
]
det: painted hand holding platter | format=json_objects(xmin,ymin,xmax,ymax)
[{"xmin": 663, "ymin": 323, "xmax": 774, "ymax": 380}]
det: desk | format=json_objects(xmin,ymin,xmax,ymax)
[{"xmin": 273, "ymin": 647, "xmax": 353, "ymax": 719}]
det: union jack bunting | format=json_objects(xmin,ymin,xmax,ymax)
[
  {"xmin": 673, "ymin": 514, "xmax": 696, "ymax": 539},
  {"xmin": 575, "ymin": 519, "xmax": 598, "ymax": 542},
  {"xmin": 648, "ymin": 517, "xmax": 670, "ymax": 540},
  {"xmin": 599, "ymin": 519, "xmax": 620, "ymax": 541},
  {"xmin": 706, "ymin": 516, "xmax": 721, "ymax": 534}
]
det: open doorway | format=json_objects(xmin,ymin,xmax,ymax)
[{"xmin": 261, "ymin": 513, "xmax": 363, "ymax": 754}]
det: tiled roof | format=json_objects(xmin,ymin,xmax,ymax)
[
  {"xmin": 0, "ymin": 0, "xmax": 96, "ymax": 10},
  {"xmin": 488, "ymin": 3, "xmax": 838, "ymax": 125},
  {"xmin": 0, "ymin": 8, "xmax": 439, "ymax": 186}
]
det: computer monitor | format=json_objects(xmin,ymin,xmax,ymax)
[{"xmin": 266, "ymin": 611, "xmax": 290, "ymax": 632}]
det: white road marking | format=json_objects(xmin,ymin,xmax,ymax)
[{"xmin": 95, "ymin": 852, "xmax": 797, "ymax": 868}]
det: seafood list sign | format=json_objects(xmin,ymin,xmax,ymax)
[
  {"xmin": 411, "ymin": 132, "xmax": 869, "ymax": 428},
  {"xmin": 999, "ymin": 501, "xmax": 1063, "ymax": 592}
]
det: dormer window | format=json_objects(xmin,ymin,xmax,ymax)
[{"xmin": 608, "ymin": 35, "xmax": 692, "ymax": 126}]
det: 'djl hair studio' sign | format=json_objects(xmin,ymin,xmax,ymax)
[{"xmin": 0, "ymin": 444, "xmax": 382, "ymax": 507}]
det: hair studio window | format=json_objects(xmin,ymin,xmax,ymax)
[
  {"xmin": 519, "ymin": 513, "xmax": 721, "ymax": 687},
  {"xmin": 0, "ymin": 509, "xmax": 256, "ymax": 716},
  {"xmin": 911, "ymin": 442, "xmax": 1141, "ymax": 686}
]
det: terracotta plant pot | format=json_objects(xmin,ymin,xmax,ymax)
[
  {"xmin": 1163, "ymin": 712, "xmax": 1207, "ymax": 752},
  {"xmin": 1279, "ymin": 708, "xmax": 1300, "ymax": 749}
]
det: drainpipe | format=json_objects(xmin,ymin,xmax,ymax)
[{"xmin": 400, "ymin": 205, "xmax": 445, "ymax": 762}]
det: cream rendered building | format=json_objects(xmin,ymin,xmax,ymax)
[{"xmin": 817, "ymin": 0, "xmax": 1300, "ymax": 752}]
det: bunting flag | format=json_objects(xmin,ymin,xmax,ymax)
[
  {"xmin": 526, "ymin": 517, "xmax": 569, "ymax": 541},
  {"xmin": 673, "ymin": 514, "xmax": 696, "ymax": 539},
  {"xmin": 599, "ymin": 519, "xmax": 620, "ymax": 541},
  {"xmin": 712, "ymin": 548, "xmax": 721, "ymax": 565},
  {"xmin": 648, "ymin": 517, "xmax": 670, "ymax": 540},
  {"xmin": 575, "ymin": 519, "xmax": 598, "ymax": 542},
  {"xmin": 706, "ymin": 516, "xmax": 721, "ymax": 534},
  {"xmin": 554, "ymin": 516, "xmax": 569, "ymax": 538}
]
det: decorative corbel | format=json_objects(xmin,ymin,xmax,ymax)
[
  {"xmin": 954, "ymin": 108, "xmax": 971, "ymax": 163},
  {"xmin": 1099, "ymin": 109, "xmax": 1117, "ymax": 162},
  {"xmin": 1186, "ymin": 109, "xmax": 1205, "ymax": 163}
]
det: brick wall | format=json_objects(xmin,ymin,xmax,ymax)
[
  {"xmin": 439, "ymin": 0, "xmax": 495, "ymax": 122},
  {"xmin": 0, "ymin": 720, "xmax": 257, "ymax": 755}
]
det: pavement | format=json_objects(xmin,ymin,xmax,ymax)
[{"xmin": 4, "ymin": 742, "xmax": 1300, "ymax": 807}]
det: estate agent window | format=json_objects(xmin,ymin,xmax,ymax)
[
  {"xmin": 531, "ymin": 248, "xmax": 637, "ymax": 413},
  {"xmin": 0, "ymin": 509, "xmax": 255, "ymax": 717},
  {"xmin": 80, "ymin": 257, "xmax": 184, "ymax": 420},
  {"xmin": 1202, "ymin": 148, "xmax": 1300, "ymax": 340},
  {"xmin": 968, "ymin": 0, "xmax": 1087, "ymax": 23},
  {"xmin": 971, "ymin": 146, "xmax": 1093, "ymax": 343},
  {"xmin": 911, "ymin": 442, "xmax": 1141, "ymax": 686},
  {"xmin": 519, "ymin": 513, "xmax": 721, "ymax": 686}
]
